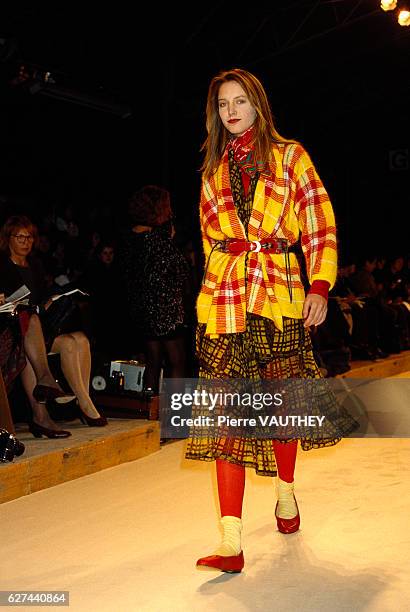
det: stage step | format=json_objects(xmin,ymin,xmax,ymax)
[
  {"xmin": 337, "ymin": 350, "xmax": 410, "ymax": 378},
  {"xmin": 0, "ymin": 419, "xmax": 160, "ymax": 504}
]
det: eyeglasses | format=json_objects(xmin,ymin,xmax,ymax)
[{"xmin": 12, "ymin": 234, "xmax": 34, "ymax": 244}]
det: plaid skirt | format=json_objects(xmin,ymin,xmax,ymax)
[
  {"xmin": 0, "ymin": 316, "xmax": 26, "ymax": 391},
  {"xmin": 185, "ymin": 316, "xmax": 359, "ymax": 476}
]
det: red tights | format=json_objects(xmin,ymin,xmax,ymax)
[{"xmin": 216, "ymin": 440, "xmax": 298, "ymax": 518}]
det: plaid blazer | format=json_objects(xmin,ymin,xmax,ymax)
[{"xmin": 197, "ymin": 142, "xmax": 337, "ymax": 337}]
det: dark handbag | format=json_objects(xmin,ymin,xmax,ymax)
[{"xmin": 0, "ymin": 428, "xmax": 25, "ymax": 462}]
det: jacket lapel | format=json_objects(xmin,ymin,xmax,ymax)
[{"xmin": 248, "ymin": 143, "xmax": 286, "ymax": 240}]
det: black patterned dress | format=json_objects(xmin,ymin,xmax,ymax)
[
  {"xmin": 185, "ymin": 149, "xmax": 359, "ymax": 476},
  {"xmin": 119, "ymin": 224, "xmax": 189, "ymax": 338}
]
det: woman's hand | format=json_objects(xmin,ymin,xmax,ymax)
[
  {"xmin": 44, "ymin": 295, "xmax": 59, "ymax": 310},
  {"xmin": 0, "ymin": 293, "xmax": 5, "ymax": 306},
  {"xmin": 302, "ymin": 293, "xmax": 327, "ymax": 328}
]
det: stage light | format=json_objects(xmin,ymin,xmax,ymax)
[
  {"xmin": 398, "ymin": 9, "xmax": 410, "ymax": 24},
  {"xmin": 9, "ymin": 62, "xmax": 132, "ymax": 118},
  {"xmin": 380, "ymin": 0, "xmax": 397, "ymax": 9},
  {"xmin": 380, "ymin": 0, "xmax": 410, "ymax": 26}
]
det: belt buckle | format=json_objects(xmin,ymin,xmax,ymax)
[
  {"xmin": 251, "ymin": 240, "xmax": 262, "ymax": 253},
  {"xmin": 217, "ymin": 240, "xmax": 228, "ymax": 253}
]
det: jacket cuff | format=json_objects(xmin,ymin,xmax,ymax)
[{"xmin": 308, "ymin": 280, "xmax": 330, "ymax": 301}]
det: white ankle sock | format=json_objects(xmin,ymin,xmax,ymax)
[
  {"xmin": 276, "ymin": 478, "xmax": 298, "ymax": 519},
  {"xmin": 214, "ymin": 515, "xmax": 242, "ymax": 556}
]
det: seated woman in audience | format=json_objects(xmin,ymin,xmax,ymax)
[
  {"xmin": 0, "ymin": 292, "xmax": 72, "ymax": 438},
  {"xmin": 379, "ymin": 255, "xmax": 410, "ymax": 351},
  {"xmin": 0, "ymin": 215, "xmax": 107, "ymax": 428}
]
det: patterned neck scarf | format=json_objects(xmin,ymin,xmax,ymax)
[
  {"xmin": 228, "ymin": 147, "xmax": 259, "ymax": 230},
  {"xmin": 227, "ymin": 125, "xmax": 268, "ymax": 177}
]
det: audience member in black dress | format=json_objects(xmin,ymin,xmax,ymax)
[
  {"xmin": 0, "ymin": 292, "xmax": 73, "ymax": 438},
  {"xmin": 372, "ymin": 254, "xmax": 387, "ymax": 293},
  {"xmin": 381, "ymin": 256, "xmax": 407, "ymax": 301},
  {"xmin": 379, "ymin": 255, "xmax": 410, "ymax": 350},
  {"xmin": 311, "ymin": 260, "xmax": 353, "ymax": 375},
  {"xmin": 80, "ymin": 240, "xmax": 123, "ymax": 357},
  {"xmin": 0, "ymin": 215, "xmax": 107, "ymax": 427},
  {"xmin": 349, "ymin": 253, "xmax": 409, "ymax": 356},
  {"xmin": 118, "ymin": 185, "xmax": 190, "ymax": 394}
]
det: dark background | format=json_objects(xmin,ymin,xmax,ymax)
[{"xmin": 0, "ymin": 1, "xmax": 409, "ymax": 257}]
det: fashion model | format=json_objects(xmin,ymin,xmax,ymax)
[{"xmin": 185, "ymin": 68, "xmax": 358, "ymax": 573}]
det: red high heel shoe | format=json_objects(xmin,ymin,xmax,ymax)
[
  {"xmin": 275, "ymin": 496, "xmax": 300, "ymax": 534},
  {"xmin": 196, "ymin": 551, "xmax": 244, "ymax": 573}
]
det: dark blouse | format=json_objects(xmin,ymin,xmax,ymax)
[
  {"xmin": 118, "ymin": 225, "xmax": 189, "ymax": 337},
  {"xmin": 0, "ymin": 253, "xmax": 47, "ymax": 306},
  {"xmin": 0, "ymin": 255, "xmax": 38, "ymax": 388}
]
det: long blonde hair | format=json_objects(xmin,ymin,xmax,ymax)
[{"xmin": 200, "ymin": 68, "xmax": 298, "ymax": 180}]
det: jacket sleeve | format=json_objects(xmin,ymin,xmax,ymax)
[
  {"xmin": 199, "ymin": 182, "xmax": 215, "ymax": 262},
  {"xmin": 293, "ymin": 146, "xmax": 337, "ymax": 289}
]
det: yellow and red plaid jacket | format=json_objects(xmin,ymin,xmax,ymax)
[{"xmin": 197, "ymin": 142, "xmax": 337, "ymax": 337}]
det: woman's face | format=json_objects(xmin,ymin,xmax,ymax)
[
  {"xmin": 392, "ymin": 257, "xmax": 404, "ymax": 271},
  {"xmin": 218, "ymin": 80, "xmax": 257, "ymax": 137},
  {"xmin": 99, "ymin": 247, "xmax": 114, "ymax": 265},
  {"xmin": 8, "ymin": 226, "xmax": 34, "ymax": 259}
]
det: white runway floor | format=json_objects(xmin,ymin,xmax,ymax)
[{"xmin": 2, "ymin": 435, "xmax": 410, "ymax": 612}]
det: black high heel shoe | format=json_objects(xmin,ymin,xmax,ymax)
[
  {"xmin": 76, "ymin": 405, "xmax": 108, "ymax": 427},
  {"xmin": 28, "ymin": 421, "xmax": 72, "ymax": 439}
]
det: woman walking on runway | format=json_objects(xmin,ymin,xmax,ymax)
[{"xmin": 185, "ymin": 68, "xmax": 358, "ymax": 573}]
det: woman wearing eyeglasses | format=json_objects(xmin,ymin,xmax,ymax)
[
  {"xmin": 0, "ymin": 228, "xmax": 73, "ymax": 438},
  {"xmin": 0, "ymin": 215, "xmax": 107, "ymax": 437}
]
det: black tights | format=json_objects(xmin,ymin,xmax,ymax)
[{"xmin": 144, "ymin": 335, "xmax": 186, "ymax": 394}]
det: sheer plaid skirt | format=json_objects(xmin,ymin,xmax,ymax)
[
  {"xmin": 0, "ymin": 316, "xmax": 26, "ymax": 391},
  {"xmin": 185, "ymin": 316, "xmax": 358, "ymax": 476}
]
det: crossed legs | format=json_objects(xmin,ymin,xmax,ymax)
[
  {"xmin": 50, "ymin": 331, "xmax": 101, "ymax": 419},
  {"xmin": 21, "ymin": 314, "xmax": 66, "ymax": 430}
]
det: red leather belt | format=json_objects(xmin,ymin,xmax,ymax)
[
  {"xmin": 205, "ymin": 237, "xmax": 299, "ymax": 304},
  {"xmin": 220, "ymin": 238, "xmax": 296, "ymax": 255}
]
